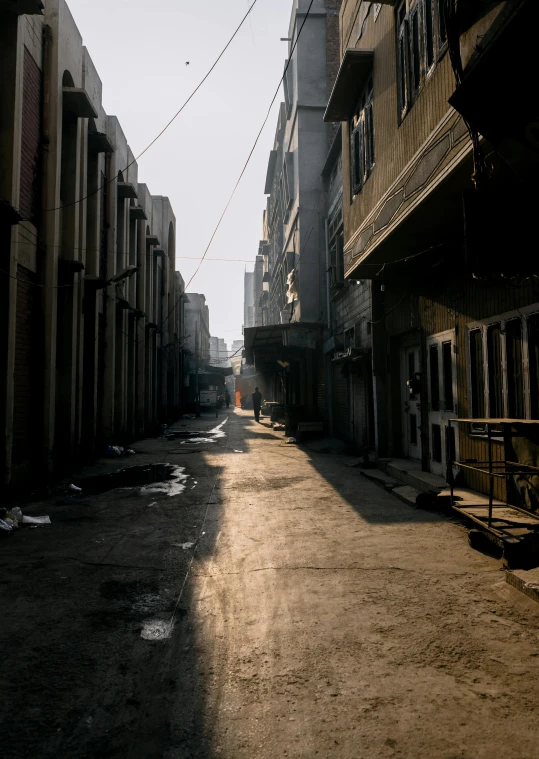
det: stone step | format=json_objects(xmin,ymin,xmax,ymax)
[
  {"xmin": 392, "ymin": 485, "xmax": 423, "ymax": 509},
  {"xmin": 381, "ymin": 458, "xmax": 446, "ymax": 494}
]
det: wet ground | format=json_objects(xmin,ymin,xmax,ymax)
[{"xmin": 2, "ymin": 408, "xmax": 539, "ymax": 758}]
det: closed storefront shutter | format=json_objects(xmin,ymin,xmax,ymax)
[
  {"xmin": 12, "ymin": 265, "xmax": 37, "ymax": 476},
  {"xmin": 19, "ymin": 47, "xmax": 41, "ymax": 222},
  {"xmin": 332, "ymin": 363, "xmax": 350, "ymax": 441}
]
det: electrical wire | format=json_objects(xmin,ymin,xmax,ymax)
[
  {"xmin": 159, "ymin": 0, "xmax": 316, "ymax": 331},
  {"xmin": 37, "ymin": 0, "xmax": 260, "ymax": 216}
]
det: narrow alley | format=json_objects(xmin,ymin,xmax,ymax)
[{"xmin": 2, "ymin": 409, "xmax": 539, "ymax": 759}]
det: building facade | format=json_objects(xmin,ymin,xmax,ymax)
[
  {"xmin": 326, "ymin": 0, "xmax": 539, "ymax": 502},
  {"xmin": 0, "ymin": 0, "xmax": 186, "ymax": 492},
  {"xmin": 245, "ymin": 0, "xmax": 343, "ymax": 431}
]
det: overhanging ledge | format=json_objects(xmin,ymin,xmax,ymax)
[{"xmin": 324, "ymin": 49, "xmax": 374, "ymax": 123}]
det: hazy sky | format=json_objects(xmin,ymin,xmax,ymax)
[{"xmin": 68, "ymin": 0, "xmax": 293, "ymax": 346}]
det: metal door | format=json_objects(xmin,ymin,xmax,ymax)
[
  {"xmin": 401, "ymin": 342, "xmax": 422, "ymax": 460},
  {"xmin": 426, "ymin": 330, "xmax": 459, "ymax": 477}
]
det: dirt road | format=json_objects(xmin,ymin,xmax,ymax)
[{"xmin": 2, "ymin": 409, "xmax": 539, "ymax": 758}]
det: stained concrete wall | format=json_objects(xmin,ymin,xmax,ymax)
[{"xmin": 1, "ymin": 0, "xmax": 186, "ymax": 492}]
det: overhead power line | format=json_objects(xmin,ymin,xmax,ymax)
[
  {"xmin": 38, "ymin": 0, "xmax": 260, "ymax": 215},
  {"xmin": 160, "ymin": 0, "xmax": 316, "ymax": 330}
]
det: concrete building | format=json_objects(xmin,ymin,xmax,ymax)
[
  {"xmin": 325, "ymin": 0, "xmax": 539, "ymax": 502},
  {"xmin": 210, "ymin": 336, "xmax": 229, "ymax": 366},
  {"xmin": 243, "ymin": 271, "xmax": 255, "ymax": 329},
  {"xmin": 245, "ymin": 0, "xmax": 342, "ymax": 432},
  {"xmin": 0, "ymin": 0, "xmax": 186, "ymax": 492}
]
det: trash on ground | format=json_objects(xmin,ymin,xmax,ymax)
[
  {"xmin": 180, "ymin": 542, "xmax": 195, "ymax": 549},
  {"xmin": 126, "ymin": 449, "xmax": 136, "ymax": 455},
  {"xmin": 0, "ymin": 519, "xmax": 13, "ymax": 534},
  {"xmin": 273, "ymin": 424, "xmax": 285, "ymax": 431},
  {"xmin": 285, "ymin": 437, "xmax": 297, "ymax": 444},
  {"xmin": 68, "ymin": 483, "xmax": 82, "ymax": 493},
  {"xmin": 11, "ymin": 506, "xmax": 22, "ymax": 522},
  {"xmin": 22, "ymin": 515, "xmax": 51, "ymax": 525}
]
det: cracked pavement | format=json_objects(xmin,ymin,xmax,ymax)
[{"xmin": 2, "ymin": 408, "xmax": 539, "ymax": 758}]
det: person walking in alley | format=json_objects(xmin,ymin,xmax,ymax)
[
  {"xmin": 252, "ymin": 387, "xmax": 262, "ymax": 423},
  {"xmin": 225, "ymin": 389, "xmax": 231, "ymax": 408}
]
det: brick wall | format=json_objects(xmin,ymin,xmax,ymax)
[{"xmin": 19, "ymin": 46, "xmax": 41, "ymax": 221}]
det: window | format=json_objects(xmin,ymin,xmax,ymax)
[
  {"xmin": 328, "ymin": 203, "xmax": 344, "ymax": 287},
  {"xmin": 429, "ymin": 344, "xmax": 440, "ymax": 411},
  {"xmin": 396, "ymin": 0, "xmax": 447, "ymax": 120},
  {"xmin": 467, "ymin": 306, "xmax": 539, "ymax": 421},
  {"xmin": 350, "ymin": 78, "xmax": 374, "ymax": 196}
]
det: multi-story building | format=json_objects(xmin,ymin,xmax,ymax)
[
  {"xmin": 326, "ymin": 0, "xmax": 539, "ymax": 503},
  {"xmin": 210, "ymin": 336, "xmax": 229, "ymax": 366},
  {"xmin": 245, "ymin": 0, "xmax": 342, "ymax": 430},
  {"xmin": 0, "ymin": 0, "xmax": 185, "ymax": 492},
  {"xmin": 244, "ymin": 271, "xmax": 255, "ymax": 329},
  {"xmin": 184, "ymin": 293, "xmax": 210, "ymax": 366}
]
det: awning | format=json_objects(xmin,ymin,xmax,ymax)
[
  {"xmin": 449, "ymin": 0, "xmax": 538, "ymax": 152},
  {"xmin": 205, "ymin": 365, "xmax": 233, "ymax": 377},
  {"xmin": 0, "ymin": 0, "xmax": 44, "ymax": 15},
  {"xmin": 117, "ymin": 182, "xmax": 138, "ymax": 200},
  {"xmin": 129, "ymin": 205, "xmax": 148, "ymax": 221},
  {"xmin": 88, "ymin": 131, "xmax": 114, "ymax": 154},
  {"xmin": 244, "ymin": 323, "xmax": 323, "ymax": 365},
  {"xmin": 324, "ymin": 49, "xmax": 374, "ymax": 123},
  {"xmin": 62, "ymin": 87, "xmax": 98, "ymax": 119}
]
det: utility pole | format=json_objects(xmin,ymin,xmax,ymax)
[{"xmin": 195, "ymin": 320, "xmax": 200, "ymax": 418}]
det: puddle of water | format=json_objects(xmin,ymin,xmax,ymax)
[
  {"xmin": 139, "ymin": 466, "xmax": 188, "ymax": 497},
  {"xmin": 140, "ymin": 618, "xmax": 174, "ymax": 641},
  {"xmin": 178, "ymin": 417, "xmax": 228, "ymax": 445},
  {"xmin": 74, "ymin": 463, "xmax": 187, "ymax": 496}
]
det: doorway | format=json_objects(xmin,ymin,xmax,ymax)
[
  {"xmin": 400, "ymin": 340, "xmax": 422, "ymax": 461},
  {"xmin": 426, "ymin": 329, "xmax": 459, "ymax": 477}
]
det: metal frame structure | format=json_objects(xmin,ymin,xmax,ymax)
[{"xmin": 448, "ymin": 418, "xmax": 539, "ymax": 530}]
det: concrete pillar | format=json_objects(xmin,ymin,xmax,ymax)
[
  {"xmin": 135, "ymin": 218, "xmax": 146, "ymax": 435},
  {"xmin": 0, "ymin": 15, "xmax": 23, "ymax": 487}
]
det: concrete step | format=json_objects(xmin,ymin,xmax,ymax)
[
  {"xmin": 380, "ymin": 458, "xmax": 446, "ymax": 494},
  {"xmin": 506, "ymin": 569, "xmax": 539, "ymax": 604},
  {"xmin": 360, "ymin": 469, "xmax": 401, "ymax": 491},
  {"xmin": 392, "ymin": 485, "xmax": 423, "ymax": 509}
]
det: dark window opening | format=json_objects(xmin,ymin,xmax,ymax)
[
  {"xmin": 410, "ymin": 7, "xmax": 421, "ymax": 95},
  {"xmin": 410, "ymin": 414, "xmax": 418, "ymax": 445},
  {"xmin": 429, "ymin": 344, "xmax": 440, "ymax": 411},
  {"xmin": 442, "ymin": 340, "xmax": 453, "ymax": 411},
  {"xmin": 425, "ymin": 0, "xmax": 434, "ymax": 69},
  {"xmin": 506, "ymin": 319, "xmax": 525, "ymax": 418},
  {"xmin": 487, "ymin": 323, "xmax": 503, "ymax": 418},
  {"xmin": 438, "ymin": 0, "xmax": 447, "ymax": 45},
  {"xmin": 446, "ymin": 424, "xmax": 456, "ymax": 464},
  {"xmin": 529, "ymin": 314, "xmax": 539, "ymax": 419},
  {"xmin": 432, "ymin": 424, "xmax": 442, "ymax": 462},
  {"xmin": 350, "ymin": 80, "xmax": 374, "ymax": 197},
  {"xmin": 470, "ymin": 329, "xmax": 485, "ymax": 417},
  {"xmin": 408, "ymin": 351, "xmax": 416, "ymax": 398}
]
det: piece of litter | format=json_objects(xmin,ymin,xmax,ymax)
[
  {"xmin": 68, "ymin": 484, "xmax": 82, "ymax": 493},
  {"xmin": 180, "ymin": 542, "xmax": 195, "ymax": 550},
  {"xmin": 285, "ymin": 437, "xmax": 296, "ymax": 444},
  {"xmin": 126, "ymin": 449, "xmax": 136, "ymax": 455},
  {"xmin": 22, "ymin": 515, "xmax": 51, "ymax": 525},
  {"xmin": 233, "ymin": 450, "xmax": 244, "ymax": 453},
  {"xmin": 148, "ymin": 502, "xmax": 158, "ymax": 507}
]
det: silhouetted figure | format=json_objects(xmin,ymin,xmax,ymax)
[
  {"xmin": 225, "ymin": 390, "xmax": 231, "ymax": 408},
  {"xmin": 252, "ymin": 387, "xmax": 262, "ymax": 423}
]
